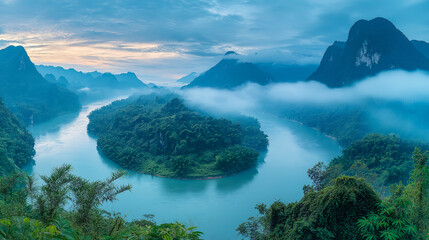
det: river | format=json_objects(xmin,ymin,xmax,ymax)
[{"xmin": 23, "ymin": 96, "xmax": 341, "ymax": 240}]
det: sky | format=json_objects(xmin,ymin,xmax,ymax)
[{"xmin": 1, "ymin": 0, "xmax": 429, "ymax": 85}]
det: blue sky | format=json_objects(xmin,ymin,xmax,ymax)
[{"xmin": 0, "ymin": 0, "xmax": 428, "ymax": 84}]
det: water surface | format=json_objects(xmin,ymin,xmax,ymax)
[{"xmin": 24, "ymin": 98, "xmax": 341, "ymax": 240}]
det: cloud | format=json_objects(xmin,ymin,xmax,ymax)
[
  {"xmin": 1, "ymin": 0, "xmax": 429, "ymax": 83},
  {"xmin": 179, "ymin": 70, "xmax": 429, "ymax": 114},
  {"xmin": 178, "ymin": 70, "xmax": 429, "ymax": 141}
]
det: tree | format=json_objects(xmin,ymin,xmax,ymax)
[
  {"xmin": 307, "ymin": 162, "xmax": 326, "ymax": 191},
  {"xmin": 0, "ymin": 172, "xmax": 28, "ymax": 218},
  {"xmin": 238, "ymin": 176, "xmax": 380, "ymax": 240},
  {"xmin": 407, "ymin": 148, "xmax": 429, "ymax": 239},
  {"xmin": 358, "ymin": 148, "xmax": 429, "ymax": 240},
  {"xmin": 358, "ymin": 185, "xmax": 417, "ymax": 240},
  {"xmin": 70, "ymin": 170, "xmax": 131, "ymax": 229},
  {"xmin": 36, "ymin": 164, "xmax": 74, "ymax": 223}
]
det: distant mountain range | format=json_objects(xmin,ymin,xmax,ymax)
[
  {"xmin": 0, "ymin": 46, "xmax": 81, "ymax": 125},
  {"xmin": 36, "ymin": 65, "xmax": 147, "ymax": 91},
  {"xmin": 308, "ymin": 17, "xmax": 429, "ymax": 87}
]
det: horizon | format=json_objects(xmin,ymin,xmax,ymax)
[{"xmin": 1, "ymin": 0, "xmax": 429, "ymax": 85}]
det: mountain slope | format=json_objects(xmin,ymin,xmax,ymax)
[
  {"xmin": 0, "ymin": 98, "xmax": 34, "ymax": 175},
  {"xmin": 177, "ymin": 72, "xmax": 199, "ymax": 84},
  {"xmin": 184, "ymin": 52, "xmax": 274, "ymax": 89},
  {"xmin": 256, "ymin": 63, "xmax": 318, "ymax": 82},
  {"xmin": 412, "ymin": 40, "xmax": 429, "ymax": 60},
  {"xmin": 308, "ymin": 17, "xmax": 429, "ymax": 87},
  {"xmin": 0, "ymin": 46, "xmax": 81, "ymax": 125}
]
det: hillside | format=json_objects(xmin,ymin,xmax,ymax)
[
  {"xmin": 316, "ymin": 134, "xmax": 425, "ymax": 194},
  {"xmin": 0, "ymin": 98, "xmax": 35, "ymax": 175},
  {"xmin": 0, "ymin": 46, "xmax": 81, "ymax": 125}
]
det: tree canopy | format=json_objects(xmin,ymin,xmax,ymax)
[{"xmin": 88, "ymin": 94, "xmax": 268, "ymax": 178}]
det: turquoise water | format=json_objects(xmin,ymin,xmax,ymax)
[{"xmin": 24, "ymin": 97, "xmax": 341, "ymax": 240}]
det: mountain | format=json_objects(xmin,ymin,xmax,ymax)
[
  {"xmin": 412, "ymin": 40, "xmax": 429, "ymax": 60},
  {"xmin": 0, "ymin": 46, "xmax": 81, "ymax": 125},
  {"xmin": 44, "ymin": 73, "xmax": 69, "ymax": 88},
  {"xmin": 0, "ymin": 98, "xmax": 34, "ymax": 175},
  {"xmin": 308, "ymin": 17, "xmax": 429, "ymax": 88},
  {"xmin": 184, "ymin": 52, "xmax": 274, "ymax": 89},
  {"xmin": 176, "ymin": 72, "xmax": 199, "ymax": 84},
  {"xmin": 256, "ymin": 63, "xmax": 318, "ymax": 82},
  {"xmin": 116, "ymin": 72, "xmax": 146, "ymax": 88},
  {"xmin": 36, "ymin": 65, "xmax": 147, "ymax": 91}
]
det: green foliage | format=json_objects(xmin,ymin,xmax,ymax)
[
  {"xmin": 88, "ymin": 94, "xmax": 268, "ymax": 178},
  {"xmin": 358, "ymin": 148, "xmax": 429, "ymax": 240},
  {"xmin": 36, "ymin": 164, "xmax": 74, "ymax": 223},
  {"xmin": 0, "ymin": 172, "xmax": 28, "ymax": 218},
  {"xmin": 0, "ymin": 165, "xmax": 203, "ymax": 240},
  {"xmin": 318, "ymin": 134, "xmax": 423, "ymax": 194},
  {"xmin": 238, "ymin": 176, "xmax": 380, "ymax": 240},
  {"xmin": 358, "ymin": 189, "xmax": 417, "ymax": 240},
  {"xmin": 282, "ymin": 103, "xmax": 369, "ymax": 147},
  {"xmin": 0, "ymin": 98, "xmax": 35, "ymax": 174},
  {"xmin": 215, "ymin": 146, "xmax": 259, "ymax": 174},
  {"xmin": 70, "ymin": 170, "xmax": 132, "ymax": 227},
  {"xmin": 407, "ymin": 148, "xmax": 429, "ymax": 239}
]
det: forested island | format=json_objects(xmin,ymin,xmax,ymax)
[{"xmin": 88, "ymin": 94, "xmax": 268, "ymax": 178}]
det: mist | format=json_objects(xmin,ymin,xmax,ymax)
[{"xmin": 179, "ymin": 69, "xmax": 429, "ymax": 142}]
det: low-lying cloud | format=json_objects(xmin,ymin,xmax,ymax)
[
  {"xmin": 180, "ymin": 70, "xmax": 429, "ymax": 115},
  {"xmin": 178, "ymin": 70, "xmax": 429, "ymax": 142}
]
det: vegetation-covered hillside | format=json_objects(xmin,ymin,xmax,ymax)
[
  {"xmin": 0, "ymin": 98, "xmax": 35, "ymax": 175},
  {"xmin": 282, "ymin": 104, "xmax": 369, "ymax": 147},
  {"xmin": 308, "ymin": 134, "xmax": 426, "ymax": 194},
  {"xmin": 88, "ymin": 94, "xmax": 268, "ymax": 178},
  {"xmin": 239, "ymin": 148, "xmax": 429, "ymax": 240}
]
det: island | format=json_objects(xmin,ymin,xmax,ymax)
[{"xmin": 88, "ymin": 94, "xmax": 268, "ymax": 178}]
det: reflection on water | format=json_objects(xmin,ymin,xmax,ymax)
[{"xmin": 24, "ymin": 97, "xmax": 341, "ymax": 240}]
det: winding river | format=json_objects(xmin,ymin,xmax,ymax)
[{"xmin": 23, "ymin": 97, "xmax": 341, "ymax": 240}]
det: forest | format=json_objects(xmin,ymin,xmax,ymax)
[
  {"xmin": 88, "ymin": 94, "xmax": 268, "ymax": 178},
  {"xmin": 0, "ymin": 98, "xmax": 35, "ymax": 175},
  {"xmin": 238, "ymin": 146, "xmax": 429, "ymax": 240},
  {"xmin": 310, "ymin": 134, "xmax": 427, "ymax": 195}
]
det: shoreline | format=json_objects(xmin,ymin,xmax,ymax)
[
  {"xmin": 145, "ymin": 172, "xmax": 230, "ymax": 180},
  {"xmin": 289, "ymin": 119, "xmax": 337, "ymax": 141}
]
